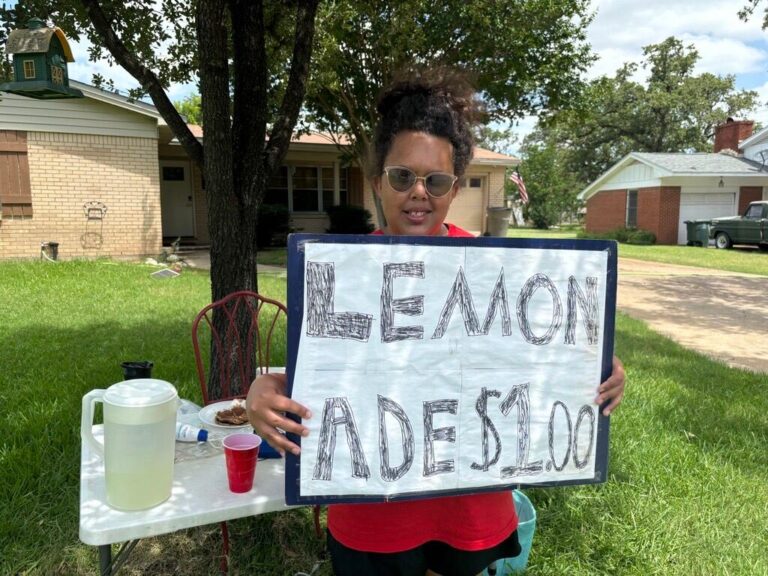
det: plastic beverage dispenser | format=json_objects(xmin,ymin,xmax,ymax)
[{"xmin": 81, "ymin": 379, "xmax": 178, "ymax": 510}]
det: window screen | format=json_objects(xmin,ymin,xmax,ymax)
[{"xmin": 626, "ymin": 190, "xmax": 638, "ymax": 228}]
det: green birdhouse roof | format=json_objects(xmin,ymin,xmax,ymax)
[{"xmin": 6, "ymin": 26, "xmax": 75, "ymax": 62}]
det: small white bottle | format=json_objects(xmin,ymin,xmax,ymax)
[{"xmin": 175, "ymin": 421, "xmax": 208, "ymax": 442}]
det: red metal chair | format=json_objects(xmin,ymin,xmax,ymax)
[
  {"xmin": 192, "ymin": 290, "xmax": 288, "ymax": 573},
  {"xmin": 193, "ymin": 290, "xmax": 288, "ymax": 405}
]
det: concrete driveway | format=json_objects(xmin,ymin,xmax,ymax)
[{"xmin": 617, "ymin": 258, "xmax": 767, "ymax": 374}]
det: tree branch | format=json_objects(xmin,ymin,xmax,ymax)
[
  {"xmin": 81, "ymin": 0, "xmax": 203, "ymax": 167},
  {"xmin": 265, "ymin": 0, "xmax": 320, "ymax": 174}
]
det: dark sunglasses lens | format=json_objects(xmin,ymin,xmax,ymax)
[
  {"xmin": 388, "ymin": 168, "xmax": 415, "ymax": 191},
  {"xmin": 426, "ymin": 173, "xmax": 454, "ymax": 196}
]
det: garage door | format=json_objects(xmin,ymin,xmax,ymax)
[
  {"xmin": 677, "ymin": 192, "xmax": 735, "ymax": 244},
  {"xmin": 447, "ymin": 177, "xmax": 484, "ymax": 234}
]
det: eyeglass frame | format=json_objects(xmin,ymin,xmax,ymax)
[{"xmin": 381, "ymin": 166, "xmax": 459, "ymax": 198}]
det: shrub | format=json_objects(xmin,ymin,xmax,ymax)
[
  {"xmin": 626, "ymin": 229, "xmax": 656, "ymax": 245},
  {"xmin": 326, "ymin": 205, "xmax": 375, "ymax": 234},
  {"xmin": 578, "ymin": 227, "xmax": 656, "ymax": 245},
  {"xmin": 257, "ymin": 204, "xmax": 290, "ymax": 248}
]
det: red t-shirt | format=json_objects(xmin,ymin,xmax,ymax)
[
  {"xmin": 327, "ymin": 222, "xmax": 518, "ymax": 553},
  {"xmin": 370, "ymin": 223, "xmax": 475, "ymax": 238}
]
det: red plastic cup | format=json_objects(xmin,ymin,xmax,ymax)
[{"xmin": 223, "ymin": 433, "xmax": 262, "ymax": 493}]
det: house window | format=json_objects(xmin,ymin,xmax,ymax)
[
  {"xmin": 322, "ymin": 167, "xmax": 348, "ymax": 207},
  {"xmin": 468, "ymin": 177, "xmax": 482, "ymax": 188},
  {"xmin": 162, "ymin": 166, "xmax": 185, "ymax": 181},
  {"xmin": 292, "ymin": 166, "xmax": 320, "ymax": 211},
  {"xmin": 626, "ymin": 190, "xmax": 638, "ymax": 227},
  {"xmin": 264, "ymin": 165, "xmax": 347, "ymax": 212},
  {"xmin": 265, "ymin": 166, "xmax": 289, "ymax": 207},
  {"xmin": 23, "ymin": 60, "xmax": 35, "ymax": 79},
  {"xmin": 51, "ymin": 66, "xmax": 64, "ymax": 85}
]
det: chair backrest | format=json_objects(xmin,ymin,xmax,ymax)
[{"xmin": 192, "ymin": 290, "xmax": 288, "ymax": 405}]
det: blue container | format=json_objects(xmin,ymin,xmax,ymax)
[{"xmin": 484, "ymin": 490, "xmax": 536, "ymax": 575}]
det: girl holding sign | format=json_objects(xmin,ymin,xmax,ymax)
[{"xmin": 247, "ymin": 69, "xmax": 625, "ymax": 576}]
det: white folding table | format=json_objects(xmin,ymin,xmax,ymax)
[{"xmin": 79, "ymin": 414, "xmax": 295, "ymax": 575}]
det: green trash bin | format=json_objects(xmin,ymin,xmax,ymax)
[{"xmin": 684, "ymin": 220, "xmax": 710, "ymax": 247}]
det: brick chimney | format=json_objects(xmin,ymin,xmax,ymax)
[{"xmin": 714, "ymin": 118, "xmax": 754, "ymax": 153}]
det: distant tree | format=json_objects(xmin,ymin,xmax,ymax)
[
  {"xmin": 174, "ymin": 93, "xmax": 202, "ymax": 126},
  {"xmin": 518, "ymin": 137, "xmax": 582, "ymax": 229},
  {"xmin": 527, "ymin": 37, "xmax": 759, "ymax": 185},
  {"xmin": 739, "ymin": 1, "xmax": 768, "ymax": 27},
  {"xmin": 474, "ymin": 124, "xmax": 517, "ymax": 155},
  {"xmin": 302, "ymin": 0, "xmax": 597, "ymax": 225}
]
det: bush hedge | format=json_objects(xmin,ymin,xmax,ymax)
[
  {"xmin": 578, "ymin": 227, "xmax": 656, "ymax": 245},
  {"xmin": 257, "ymin": 203, "xmax": 291, "ymax": 248},
  {"xmin": 326, "ymin": 204, "xmax": 375, "ymax": 234}
]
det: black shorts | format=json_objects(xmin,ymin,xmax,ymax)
[{"xmin": 327, "ymin": 528, "xmax": 520, "ymax": 576}]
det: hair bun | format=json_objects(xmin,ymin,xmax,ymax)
[{"xmin": 369, "ymin": 66, "xmax": 484, "ymax": 179}]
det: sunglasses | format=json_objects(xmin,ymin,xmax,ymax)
[{"xmin": 382, "ymin": 166, "xmax": 458, "ymax": 198}]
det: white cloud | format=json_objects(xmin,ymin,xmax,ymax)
[
  {"xmin": 587, "ymin": 0, "xmax": 768, "ymax": 81},
  {"xmin": 167, "ymin": 82, "xmax": 199, "ymax": 102},
  {"xmin": 66, "ymin": 38, "xmax": 199, "ymax": 104},
  {"xmin": 747, "ymin": 80, "xmax": 768, "ymax": 126},
  {"xmin": 67, "ymin": 40, "xmax": 141, "ymax": 93}
]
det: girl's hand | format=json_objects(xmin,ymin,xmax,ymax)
[
  {"xmin": 246, "ymin": 373, "xmax": 312, "ymax": 456},
  {"xmin": 595, "ymin": 355, "xmax": 625, "ymax": 416}
]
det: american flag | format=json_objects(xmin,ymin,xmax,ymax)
[{"xmin": 509, "ymin": 170, "xmax": 529, "ymax": 204}]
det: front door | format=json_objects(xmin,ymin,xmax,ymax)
[{"xmin": 160, "ymin": 161, "xmax": 195, "ymax": 238}]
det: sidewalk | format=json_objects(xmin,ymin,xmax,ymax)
[{"xmin": 180, "ymin": 249, "xmax": 286, "ymax": 276}]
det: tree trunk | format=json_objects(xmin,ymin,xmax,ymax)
[{"xmin": 197, "ymin": 0, "xmax": 319, "ymax": 398}]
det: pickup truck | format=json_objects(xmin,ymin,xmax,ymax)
[{"xmin": 709, "ymin": 201, "xmax": 768, "ymax": 250}]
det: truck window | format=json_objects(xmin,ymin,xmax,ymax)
[{"xmin": 745, "ymin": 204, "xmax": 762, "ymax": 219}]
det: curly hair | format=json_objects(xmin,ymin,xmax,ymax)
[{"xmin": 368, "ymin": 68, "xmax": 484, "ymax": 179}]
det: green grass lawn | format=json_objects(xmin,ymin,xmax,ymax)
[
  {"xmin": 1, "ymin": 260, "xmax": 766, "ymax": 575},
  {"xmin": 507, "ymin": 227, "xmax": 768, "ymax": 277},
  {"xmin": 257, "ymin": 248, "xmax": 289, "ymax": 268}
]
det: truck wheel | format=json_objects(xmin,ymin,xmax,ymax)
[
  {"xmin": 759, "ymin": 244, "xmax": 768, "ymax": 252},
  {"xmin": 715, "ymin": 232, "xmax": 732, "ymax": 249}
]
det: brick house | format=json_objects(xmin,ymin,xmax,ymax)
[
  {"xmin": 0, "ymin": 80, "xmax": 518, "ymax": 260},
  {"xmin": 580, "ymin": 119, "xmax": 768, "ymax": 244}
]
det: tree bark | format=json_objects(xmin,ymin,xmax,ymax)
[{"xmin": 200, "ymin": 0, "xmax": 318, "ymax": 397}]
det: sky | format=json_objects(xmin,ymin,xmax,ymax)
[{"xmin": 55, "ymin": 0, "xmax": 768, "ymax": 152}]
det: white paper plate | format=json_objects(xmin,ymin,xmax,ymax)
[{"xmin": 198, "ymin": 401, "xmax": 253, "ymax": 430}]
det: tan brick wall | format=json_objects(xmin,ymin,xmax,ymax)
[
  {"xmin": 0, "ymin": 132, "xmax": 161, "ymax": 260},
  {"xmin": 486, "ymin": 167, "xmax": 506, "ymax": 208},
  {"xmin": 738, "ymin": 186, "xmax": 763, "ymax": 214}
]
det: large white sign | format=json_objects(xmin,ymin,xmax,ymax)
[{"xmin": 286, "ymin": 237, "xmax": 615, "ymax": 503}]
